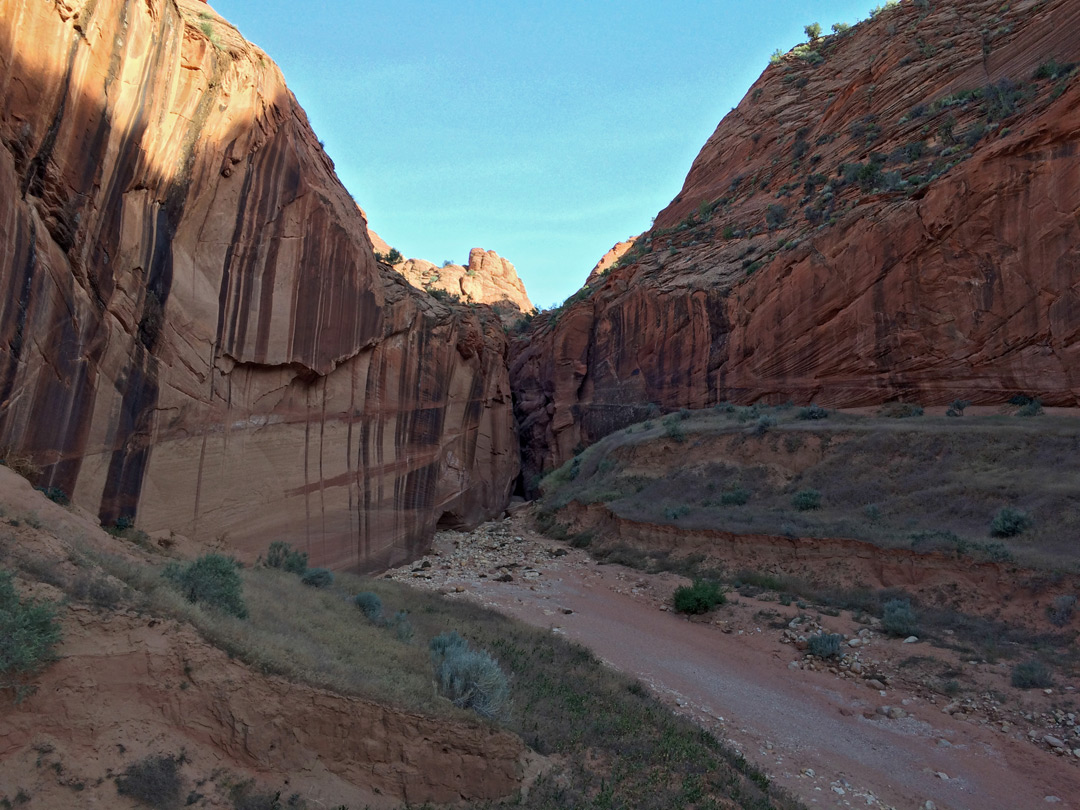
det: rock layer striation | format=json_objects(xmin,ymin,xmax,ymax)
[
  {"xmin": 0, "ymin": 0, "xmax": 518, "ymax": 569},
  {"xmin": 512, "ymin": 0, "xmax": 1080, "ymax": 482}
]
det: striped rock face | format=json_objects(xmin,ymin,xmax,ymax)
[
  {"xmin": 0, "ymin": 0, "xmax": 518, "ymax": 569},
  {"xmin": 512, "ymin": 0, "xmax": 1080, "ymax": 485}
]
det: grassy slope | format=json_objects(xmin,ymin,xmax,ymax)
[
  {"xmin": 0, "ymin": 482, "xmax": 803, "ymax": 810},
  {"xmin": 542, "ymin": 405, "xmax": 1080, "ymax": 570}
]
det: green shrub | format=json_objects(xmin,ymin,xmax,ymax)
[
  {"xmin": 353, "ymin": 591, "xmax": 383, "ymax": 622},
  {"xmin": 569, "ymin": 531, "xmax": 594, "ymax": 549},
  {"xmin": 945, "ymin": 399, "xmax": 971, "ymax": 417},
  {"xmin": 881, "ymin": 599, "xmax": 918, "ymax": 637},
  {"xmin": 796, "ymin": 404, "xmax": 828, "ymax": 420},
  {"xmin": 34, "ymin": 486, "xmax": 69, "ymax": 506},
  {"xmin": 664, "ymin": 505, "xmax": 691, "ymax": 521},
  {"xmin": 300, "ymin": 568, "xmax": 333, "ymax": 588},
  {"xmin": 0, "ymin": 569, "xmax": 62, "ymax": 702},
  {"xmin": 661, "ymin": 414, "xmax": 686, "ymax": 443},
  {"xmin": 991, "ymin": 507, "xmax": 1031, "ymax": 537},
  {"xmin": 719, "ymin": 488, "xmax": 750, "ymax": 506},
  {"xmin": 831, "ymin": 22, "xmax": 851, "ymax": 34},
  {"xmin": 115, "ymin": 754, "xmax": 184, "ymax": 808},
  {"xmin": 804, "ymin": 22, "xmax": 822, "ymax": 41},
  {"xmin": 791, "ymin": 489, "xmax": 822, "ymax": 511},
  {"xmin": 807, "ymin": 633, "xmax": 843, "ymax": 659},
  {"xmin": 673, "ymin": 580, "xmax": 726, "ymax": 614},
  {"xmin": 162, "ymin": 555, "xmax": 247, "ymax": 618},
  {"xmin": 1017, "ymin": 399, "xmax": 1043, "ymax": 417},
  {"xmin": 1011, "ymin": 659, "xmax": 1052, "ymax": 689},
  {"xmin": 265, "ymin": 542, "xmax": 307, "ymax": 574},
  {"xmin": 429, "ymin": 631, "xmax": 509, "ymax": 719}
]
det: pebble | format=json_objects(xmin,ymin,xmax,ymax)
[
  {"xmin": 903, "ymin": 635, "xmax": 919, "ymax": 644},
  {"xmin": 1045, "ymin": 797, "xmax": 1061, "ymax": 804},
  {"xmin": 868, "ymin": 679, "xmax": 886, "ymax": 690},
  {"xmin": 1044, "ymin": 735, "xmax": 1065, "ymax": 750}
]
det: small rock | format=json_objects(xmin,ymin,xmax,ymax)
[
  {"xmin": 848, "ymin": 638, "xmax": 861, "ymax": 647},
  {"xmin": 561, "ymin": 608, "xmax": 573, "ymax": 615},
  {"xmin": 936, "ymin": 772, "xmax": 949, "ymax": 780},
  {"xmin": 1044, "ymin": 735, "xmax": 1066, "ymax": 749},
  {"xmin": 904, "ymin": 635, "xmax": 919, "ymax": 644},
  {"xmin": 924, "ymin": 802, "xmax": 937, "ymax": 810},
  {"xmin": 1045, "ymin": 797, "xmax": 1061, "ymax": 804},
  {"xmin": 888, "ymin": 707, "xmax": 907, "ymax": 720},
  {"xmin": 495, "ymin": 573, "xmax": 513, "ymax": 582},
  {"xmin": 868, "ymin": 679, "xmax": 886, "ymax": 690},
  {"xmin": 876, "ymin": 705, "xmax": 891, "ymax": 716},
  {"xmin": 801, "ymin": 768, "xmax": 815, "ymax": 778},
  {"xmin": 788, "ymin": 661, "xmax": 800, "ymax": 670}
]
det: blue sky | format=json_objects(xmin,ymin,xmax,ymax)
[{"xmin": 211, "ymin": 1, "xmax": 888, "ymax": 308}]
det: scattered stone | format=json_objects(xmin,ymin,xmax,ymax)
[
  {"xmin": 848, "ymin": 638, "xmax": 861, "ymax": 647},
  {"xmin": 868, "ymin": 679, "xmax": 886, "ymax": 690},
  {"xmin": 788, "ymin": 661, "xmax": 800, "ymax": 670},
  {"xmin": 935, "ymin": 772, "xmax": 949, "ymax": 780},
  {"xmin": 495, "ymin": 573, "xmax": 513, "ymax": 582},
  {"xmin": 923, "ymin": 802, "xmax": 937, "ymax": 810},
  {"xmin": 1044, "ymin": 735, "xmax": 1066, "ymax": 750},
  {"xmin": 887, "ymin": 707, "xmax": 907, "ymax": 720},
  {"xmin": 1045, "ymin": 797, "xmax": 1061, "ymax": 804},
  {"xmin": 903, "ymin": 636, "xmax": 919, "ymax": 644}
]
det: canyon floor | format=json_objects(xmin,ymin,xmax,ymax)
[{"xmin": 388, "ymin": 511, "xmax": 1080, "ymax": 810}]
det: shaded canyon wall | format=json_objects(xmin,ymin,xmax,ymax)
[{"xmin": 0, "ymin": 0, "xmax": 518, "ymax": 569}]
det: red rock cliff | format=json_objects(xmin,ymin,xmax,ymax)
[
  {"xmin": 0, "ymin": 0, "xmax": 518, "ymax": 569},
  {"xmin": 512, "ymin": 0, "xmax": 1080, "ymax": 484}
]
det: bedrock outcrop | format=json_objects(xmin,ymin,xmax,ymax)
[
  {"xmin": 0, "ymin": 0, "xmax": 518, "ymax": 569},
  {"xmin": 395, "ymin": 247, "xmax": 534, "ymax": 324},
  {"xmin": 512, "ymin": 0, "xmax": 1080, "ymax": 483}
]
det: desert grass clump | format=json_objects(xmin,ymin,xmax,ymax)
[
  {"xmin": 1011, "ymin": 659, "xmax": 1053, "ymax": 689},
  {"xmin": 429, "ymin": 631, "xmax": 509, "ymax": 719},
  {"xmin": 0, "ymin": 568, "xmax": 62, "ymax": 702},
  {"xmin": 1048, "ymin": 595, "xmax": 1077, "ymax": 628},
  {"xmin": 881, "ymin": 598, "xmax": 918, "ymax": 637},
  {"xmin": 300, "ymin": 568, "xmax": 333, "ymax": 588},
  {"xmin": 115, "ymin": 753, "xmax": 184, "ymax": 808},
  {"xmin": 990, "ymin": 506, "xmax": 1031, "ymax": 537},
  {"xmin": 673, "ymin": 580, "xmax": 726, "ymax": 614},
  {"xmin": 791, "ymin": 489, "xmax": 821, "ymax": 511},
  {"xmin": 807, "ymin": 633, "xmax": 843, "ymax": 659},
  {"xmin": 265, "ymin": 541, "xmax": 308, "ymax": 574},
  {"xmin": 162, "ymin": 554, "xmax": 247, "ymax": 618}
]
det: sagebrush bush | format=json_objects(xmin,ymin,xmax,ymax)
[
  {"xmin": 881, "ymin": 598, "xmax": 918, "ymax": 637},
  {"xmin": 265, "ymin": 541, "xmax": 308, "ymax": 574},
  {"xmin": 720, "ymin": 488, "xmax": 750, "ymax": 506},
  {"xmin": 115, "ymin": 754, "xmax": 184, "ymax": 808},
  {"xmin": 991, "ymin": 507, "xmax": 1031, "ymax": 537},
  {"xmin": 162, "ymin": 554, "xmax": 247, "ymax": 618},
  {"xmin": 791, "ymin": 489, "xmax": 822, "ymax": 511},
  {"xmin": 0, "ymin": 568, "xmax": 62, "ymax": 701},
  {"xmin": 300, "ymin": 568, "xmax": 333, "ymax": 588},
  {"xmin": 429, "ymin": 631, "xmax": 509, "ymax": 719},
  {"xmin": 807, "ymin": 633, "xmax": 843, "ymax": 659},
  {"xmin": 353, "ymin": 591, "xmax": 383, "ymax": 622},
  {"xmin": 1011, "ymin": 659, "xmax": 1052, "ymax": 689},
  {"xmin": 1048, "ymin": 595, "xmax": 1077, "ymax": 628},
  {"xmin": 796, "ymin": 404, "xmax": 828, "ymax": 420},
  {"xmin": 673, "ymin": 580, "xmax": 726, "ymax": 614}
]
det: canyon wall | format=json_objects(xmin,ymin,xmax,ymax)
[
  {"xmin": 512, "ymin": 0, "xmax": 1080, "ymax": 483},
  {"xmin": 0, "ymin": 0, "xmax": 518, "ymax": 569}
]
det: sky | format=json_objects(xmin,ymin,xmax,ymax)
[{"xmin": 211, "ymin": 1, "xmax": 888, "ymax": 309}]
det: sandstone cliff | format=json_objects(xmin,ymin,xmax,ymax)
[
  {"xmin": 512, "ymin": 0, "xmax": 1080, "ymax": 484},
  {"xmin": 0, "ymin": 0, "xmax": 518, "ymax": 569},
  {"xmin": 394, "ymin": 247, "xmax": 534, "ymax": 324}
]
